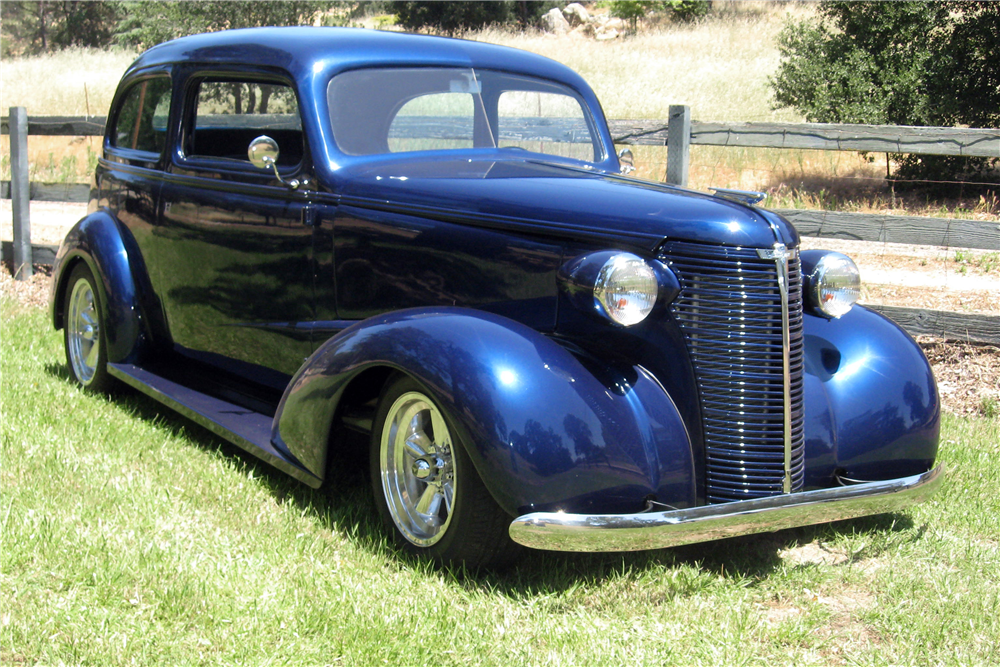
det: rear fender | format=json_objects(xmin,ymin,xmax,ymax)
[
  {"xmin": 273, "ymin": 308, "xmax": 696, "ymax": 516},
  {"xmin": 50, "ymin": 209, "xmax": 148, "ymax": 364}
]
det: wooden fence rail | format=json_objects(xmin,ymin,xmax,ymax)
[
  {"xmin": 4, "ymin": 108, "xmax": 998, "ymax": 343},
  {"xmin": 609, "ymin": 117, "xmax": 1000, "ymax": 157}
]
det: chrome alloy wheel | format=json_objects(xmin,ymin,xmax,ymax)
[
  {"xmin": 379, "ymin": 391, "xmax": 456, "ymax": 547},
  {"xmin": 66, "ymin": 277, "xmax": 101, "ymax": 385}
]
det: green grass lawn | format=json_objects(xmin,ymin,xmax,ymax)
[{"xmin": 3, "ymin": 297, "xmax": 998, "ymax": 666}]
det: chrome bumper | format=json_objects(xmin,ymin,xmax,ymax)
[{"xmin": 508, "ymin": 466, "xmax": 943, "ymax": 552}]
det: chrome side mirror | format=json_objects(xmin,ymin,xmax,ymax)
[
  {"xmin": 248, "ymin": 135, "xmax": 299, "ymax": 189},
  {"xmin": 248, "ymin": 135, "xmax": 280, "ymax": 169},
  {"xmin": 618, "ymin": 148, "xmax": 635, "ymax": 175}
]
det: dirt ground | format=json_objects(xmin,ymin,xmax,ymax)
[{"xmin": 3, "ymin": 200, "xmax": 997, "ymax": 417}]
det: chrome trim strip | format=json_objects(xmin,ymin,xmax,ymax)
[
  {"xmin": 757, "ymin": 244, "xmax": 797, "ymax": 492},
  {"xmin": 508, "ymin": 466, "xmax": 942, "ymax": 552}
]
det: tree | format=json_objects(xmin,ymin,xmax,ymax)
[
  {"xmin": 609, "ymin": 1, "xmax": 710, "ymax": 33},
  {"xmin": 609, "ymin": 1, "xmax": 658, "ymax": 33},
  {"xmin": 770, "ymin": 1, "xmax": 1000, "ymax": 185},
  {"xmin": 113, "ymin": 1, "xmax": 339, "ymax": 50},
  {"xmin": 390, "ymin": 1, "xmax": 550, "ymax": 35},
  {"xmin": 662, "ymin": 1, "xmax": 711, "ymax": 23},
  {"xmin": 1, "ymin": 1, "xmax": 121, "ymax": 56}
]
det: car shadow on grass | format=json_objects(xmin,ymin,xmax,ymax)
[
  {"xmin": 46, "ymin": 362, "xmax": 924, "ymax": 596},
  {"xmin": 43, "ymin": 362, "xmax": 402, "ymax": 555}
]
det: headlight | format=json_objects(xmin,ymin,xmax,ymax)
[
  {"xmin": 805, "ymin": 251, "xmax": 860, "ymax": 318},
  {"xmin": 594, "ymin": 253, "xmax": 658, "ymax": 326}
]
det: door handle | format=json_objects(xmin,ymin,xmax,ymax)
[{"xmin": 302, "ymin": 206, "xmax": 316, "ymax": 227}]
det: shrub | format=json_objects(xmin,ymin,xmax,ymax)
[
  {"xmin": 390, "ymin": 1, "xmax": 552, "ymax": 35},
  {"xmin": 610, "ymin": 1, "xmax": 710, "ymax": 33},
  {"xmin": 770, "ymin": 1, "xmax": 999, "ymax": 188}
]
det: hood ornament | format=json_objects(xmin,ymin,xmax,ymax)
[{"xmin": 710, "ymin": 187, "xmax": 767, "ymax": 205}]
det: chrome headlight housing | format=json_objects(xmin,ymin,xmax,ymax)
[
  {"xmin": 803, "ymin": 251, "xmax": 861, "ymax": 319},
  {"xmin": 593, "ymin": 253, "xmax": 658, "ymax": 326}
]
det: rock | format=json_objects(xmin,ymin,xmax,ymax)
[
  {"xmin": 540, "ymin": 7, "xmax": 570, "ymax": 34},
  {"xmin": 604, "ymin": 17, "xmax": 625, "ymax": 31},
  {"xmin": 562, "ymin": 3, "xmax": 590, "ymax": 27}
]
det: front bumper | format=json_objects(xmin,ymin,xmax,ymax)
[{"xmin": 508, "ymin": 466, "xmax": 943, "ymax": 552}]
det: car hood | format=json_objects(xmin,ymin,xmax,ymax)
[{"xmin": 333, "ymin": 157, "xmax": 798, "ymax": 251}]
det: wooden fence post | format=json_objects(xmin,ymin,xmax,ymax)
[
  {"xmin": 9, "ymin": 106, "xmax": 31, "ymax": 280},
  {"xmin": 665, "ymin": 104, "xmax": 690, "ymax": 187}
]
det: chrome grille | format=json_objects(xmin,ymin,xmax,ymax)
[{"xmin": 661, "ymin": 241, "xmax": 805, "ymax": 503}]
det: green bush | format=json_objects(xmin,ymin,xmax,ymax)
[
  {"xmin": 390, "ymin": 1, "xmax": 552, "ymax": 35},
  {"xmin": 663, "ymin": 1, "xmax": 711, "ymax": 23},
  {"xmin": 609, "ymin": 0, "xmax": 710, "ymax": 33},
  {"xmin": 770, "ymin": 1, "xmax": 999, "ymax": 188},
  {"xmin": 113, "ymin": 1, "xmax": 339, "ymax": 50}
]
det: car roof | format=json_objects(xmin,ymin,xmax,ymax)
[{"xmin": 129, "ymin": 27, "xmax": 591, "ymax": 90}]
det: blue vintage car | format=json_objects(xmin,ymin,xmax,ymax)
[{"xmin": 51, "ymin": 27, "xmax": 941, "ymax": 568}]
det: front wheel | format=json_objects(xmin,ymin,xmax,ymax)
[
  {"xmin": 370, "ymin": 375, "xmax": 520, "ymax": 569},
  {"xmin": 63, "ymin": 263, "xmax": 113, "ymax": 392}
]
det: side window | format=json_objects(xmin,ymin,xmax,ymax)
[
  {"xmin": 498, "ymin": 90, "xmax": 595, "ymax": 161},
  {"xmin": 111, "ymin": 77, "xmax": 172, "ymax": 155},
  {"xmin": 188, "ymin": 79, "xmax": 303, "ymax": 166}
]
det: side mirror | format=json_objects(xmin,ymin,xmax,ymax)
[
  {"xmin": 248, "ymin": 135, "xmax": 299, "ymax": 189},
  {"xmin": 248, "ymin": 135, "xmax": 280, "ymax": 169},
  {"xmin": 618, "ymin": 148, "xmax": 635, "ymax": 175}
]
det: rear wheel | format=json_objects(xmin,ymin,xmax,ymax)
[
  {"xmin": 370, "ymin": 375, "xmax": 520, "ymax": 569},
  {"xmin": 63, "ymin": 263, "xmax": 113, "ymax": 392}
]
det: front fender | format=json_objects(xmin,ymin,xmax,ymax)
[
  {"xmin": 273, "ymin": 308, "xmax": 696, "ymax": 516},
  {"xmin": 50, "ymin": 209, "xmax": 147, "ymax": 364},
  {"xmin": 802, "ymin": 305, "xmax": 940, "ymax": 486}
]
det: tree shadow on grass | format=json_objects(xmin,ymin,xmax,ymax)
[{"xmin": 44, "ymin": 362, "xmax": 925, "ymax": 598}]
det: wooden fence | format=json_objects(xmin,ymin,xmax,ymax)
[{"xmin": 4, "ymin": 107, "xmax": 999, "ymax": 343}]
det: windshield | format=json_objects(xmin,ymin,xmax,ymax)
[{"xmin": 327, "ymin": 67, "xmax": 601, "ymax": 163}]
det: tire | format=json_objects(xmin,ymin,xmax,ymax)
[
  {"xmin": 370, "ymin": 375, "xmax": 521, "ymax": 569},
  {"xmin": 63, "ymin": 263, "xmax": 113, "ymax": 392}
]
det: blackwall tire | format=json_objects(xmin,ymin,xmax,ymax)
[
  {"xmin": 370, "ymin": 375, "xmax": 521, "ymax": 569},
  {"xmin": 63, "ymin": 263, "xmax": 113, "ymax": 393}
]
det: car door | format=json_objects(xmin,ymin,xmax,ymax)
[
  {"xmin": 154, "ymin": 71, "xmax": 317, "ymax": 387},
  {"xmin": 99, "ymin": 69, "xmax": 173, "ymax": 294}
]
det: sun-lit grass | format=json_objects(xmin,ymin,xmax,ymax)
[
  {"xmin": 0, "ymin": 47, "xmax": 137, "ymax": 116},
  {"xmin": 468, "ymin": 2, "xmax": 815, "ymax": 122},
  {"xmin": 1, "ymin": 47, "xmax": 135, "ymax": 183},
  {"xmin": 2, "ymin": 297, "xmax": 999, "ymax": 665}
]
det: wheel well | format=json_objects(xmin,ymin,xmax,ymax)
[
  {"xmin": 52, "ymin": 256, "xmax": 87, "ymax": 330},
  {"xmin": 323, "ymin": 366, "xmax": 396, "ymax": 483}
]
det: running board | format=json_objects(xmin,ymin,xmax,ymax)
[{"xmin": 108, "ymin": 363, "xmax": 322, "ymax": 488}]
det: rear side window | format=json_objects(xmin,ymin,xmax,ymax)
[
  {"xmin": 188, "ymin": 79, "xmax": 303, "ymax": 166},
  {"xmin": 111, "ymin": 77, "xmax": 172, "ymax": 155}
]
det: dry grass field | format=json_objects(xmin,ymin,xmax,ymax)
[
  {"xmin": 475, "ymin": 3, "xmax": 814, "ymax": 123},
  {"xmin": 1, "ymin": 47, "xmax": 135, "ymax": 183}
]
